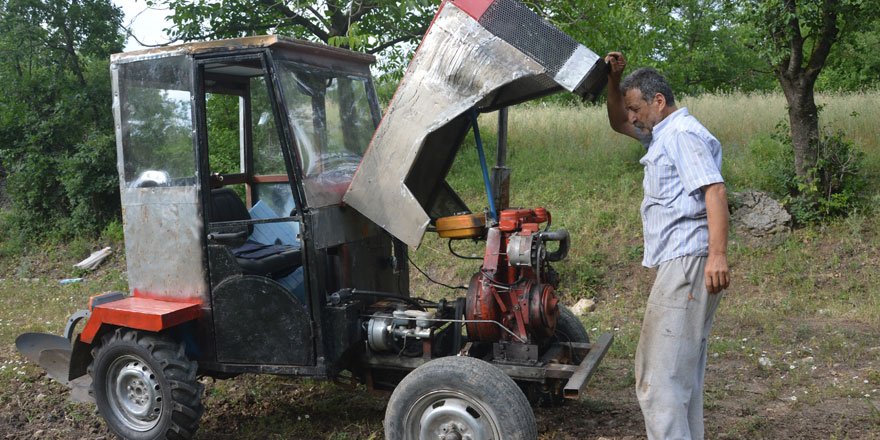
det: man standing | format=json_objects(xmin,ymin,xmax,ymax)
[{"xmin": 604, "ymin": 52, "xmax": 731, "ymax": 440}]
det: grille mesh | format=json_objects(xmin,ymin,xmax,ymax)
[{"xmin": 478, "ymin": 0, "xmax": 579, "ymax": 76}]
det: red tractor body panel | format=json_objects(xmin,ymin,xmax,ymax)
[
  {"xmin": 80, "ymin": 297, "xmax": 202, "ymax": 344},
  {"xmin": 451, "ymin": 0, "xmax": 493, "ymax": 19}
]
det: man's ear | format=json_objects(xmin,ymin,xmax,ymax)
[{"xmin": 653, "ymin": 92, "xmax": 666, "ymax": 110}]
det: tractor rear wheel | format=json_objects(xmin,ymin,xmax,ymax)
[
  {"xmin": 89, "ymin": 329, "xmax": 203, "ymax": 440},
  {"xmin": 385, "ymin": 356, "xmax": 537, "ymax": 440}
]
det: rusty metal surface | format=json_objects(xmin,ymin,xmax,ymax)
[
  {"xmin": 563, "ymin": 332, "xmax": 614, "ymax": 399},
  {"xmin": 121, "ymin": 187, "xmax": 208, "ymax": 301},
  {"xmin": 110, "ymin": 35, "xmax": 375, "ymax": 66},
  {"xmin": 344, "ymin": 1, "xmax": 603, "ymax": 247}
]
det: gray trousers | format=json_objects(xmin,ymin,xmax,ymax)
[{"xmin": 635, "ymin": 256, "xmax": 723, "ymax": 440}]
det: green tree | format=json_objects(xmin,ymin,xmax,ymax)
[
  {"xmin": 643, "ymin": 0, "xmax": 775, "ymax": 94},
  {"xmin": 542, "ymin": 0, "xmax": 775, "ymax": 97},
  {"xmin": 0, "ymin": 0, "xmax": 124, "ymax": 236},
  {"xmin": 155, "ymin": 0, "xmax": 434, "ymax": 74},
  {"xmin": 816, "ymin": 16, "xmax": 880, "ymax": 92},
  {"xmin": 742, "ymin": 0, "xmax": 878, "ymax": 181}
]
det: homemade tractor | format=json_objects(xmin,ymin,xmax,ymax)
[{"xmin": 16, "ymin": 0, "xmax": 613, "ymax": 438}]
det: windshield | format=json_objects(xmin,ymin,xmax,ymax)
[{"xmin": 276, "ymin": 61, "xmax": 376, "ymax": 208}]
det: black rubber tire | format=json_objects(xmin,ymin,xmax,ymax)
[
  {"xmin": 89, "ymin": 329, "xmax": 203, "ymax": 440},
  {"xmin": 554, "ymin": 304, "xmax": 590, "ymax": 346},
  {"xmin": 385, "ymin": 356, "xmax": 537, "ymax": 440}
]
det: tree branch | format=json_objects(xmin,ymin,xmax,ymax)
[
  {"xmin": 324, "ymin": 0, "xmax": 348, "ymax": 37},
  {"xmin": 805, "ymin": 0, "xmax": 839, "ymax": 79},
  {"xmin": 784, "ymin": 0, "xmax": 804, "ymax": 78},
  {"xmin": 368, "ymin": 27, "xmax": 427, "ymax": 54},
  {"xmin": 122, "ymin": 24, "xmax": 180, "ymax": 48},
  {"xmin": 351, "ymin": 1, "xmax": 379, "ymax": 22},
  {"xmin": 258, "ymin": 0, "xmax": 330, "ymax": 41},
  {"xmin": 307, "ymin": 6, "xmax": 330, "ymax": 28}
]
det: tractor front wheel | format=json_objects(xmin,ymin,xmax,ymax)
[
  {"xmin": 385, "ymin": 356, "xmax": 537, "ymax": 440},
  {"xmin": 89, "ymin": 329, "xmax": 203, "ymax": 440}
]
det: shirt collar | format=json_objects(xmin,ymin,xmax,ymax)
[{"xmin": 652, "ymin": 107, "xmax": 689, "ymax": 138}]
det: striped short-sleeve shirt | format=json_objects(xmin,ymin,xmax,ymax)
[{"xmin": 638, "ymin": 108, "xmax": 724, "ymax": 268}]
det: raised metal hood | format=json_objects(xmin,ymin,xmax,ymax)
[{"xmin": 344, "ymin": 0, "xmax": 607, "ymax": 247}]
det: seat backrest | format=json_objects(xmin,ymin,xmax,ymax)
[{"xmin": 211, "ymin": 188, "xmax": 250, "ymax": 224}]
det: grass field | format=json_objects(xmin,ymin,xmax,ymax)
[{"xmin": 1, "ymin": 91, "xmax": 879, "ymax": 439}]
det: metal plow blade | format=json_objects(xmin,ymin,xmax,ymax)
[
  {"xmin": 15, "ymin": 332, "xmax": 71, "ymax": 364},
  {"xmin": 15, "ymin": 333, "xmax": 94, "ymax": 403}
]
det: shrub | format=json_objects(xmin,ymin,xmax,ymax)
[
  {"xmin": 768, "ymin": 124, "xmax": 868, "ymax": 224},
  {"xmin": 58, "ymin": 129, "xmax": 121, "ymax": 235}
]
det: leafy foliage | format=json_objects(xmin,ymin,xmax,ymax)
[
  {"xmin": 817, "ymin": 18, "xmax": 880, "ymax": 91},
  {"xmin": 0, "ymin": 0, "xmax": 876, "ymax": 241},
  {"xmin": 206, "ymin": 94, "xmax": 242, "ymax": 175},
  {"xmin": 153, "ymin": 0, "xmax": 433, "ymax": 76},
  {"xmin": 0, "ymin": 0, "xmax": 124, "ymax": 237},
  {"xmin": 766, "ymin": 122, "xmax": 867, "ymax": 224}
]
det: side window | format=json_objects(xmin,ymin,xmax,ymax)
[
  {"xmin": 119, "ymin": 56, "xmax": 194, "ymax": 187},
  {"xmin": 251, "ymin": 76, "xmax": 286, "ymax": 176}
]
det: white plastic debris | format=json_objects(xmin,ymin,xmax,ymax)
[
  {"xmin": 74, "ymin": 247, "xmax": 112, "ymax": 271},
  {"xmin": 59, "ymin": 278, "xmax": 83, "ymax": 285},
  {"xmin": 759, "ymin": 357, "xmax": 773, "ymax": 368}
]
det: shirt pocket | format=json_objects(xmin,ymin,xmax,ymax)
[{"xmin": 643, "ymin": 164, "xmax": 677, "ymax": 201}]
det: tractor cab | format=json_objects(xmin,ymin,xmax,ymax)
[{"xmin": 109, "ymin": 36, "xmax": 402, "ymax": 372}]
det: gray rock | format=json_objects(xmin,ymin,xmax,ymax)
[
  {"xmin": 570, "ymin": 298, "xmax": 596, "ymax": 316},
  {"xmin": 730, "ymin": 190, "xmax": 791, "ymax": 237}
]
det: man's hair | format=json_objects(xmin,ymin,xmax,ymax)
[{"xmin": 620, "ymin": 67, "xmax": 675, "ymax": 106}]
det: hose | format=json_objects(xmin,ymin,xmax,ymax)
[{"xmin": 538, "ymin": 229, "xmax": 570, "ymax": 262}]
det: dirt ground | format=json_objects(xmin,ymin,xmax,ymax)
[
  {"xmin": 1, "ymin": 231, "xmax": 879, "ymax": 439},
  {"xmin": 1, "ymin": 321, "xmax": 878, "ymax": 440}
]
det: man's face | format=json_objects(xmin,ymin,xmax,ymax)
[{"xmin": 624, "ymin": 89, "xmax": 663, "ymax": 133}]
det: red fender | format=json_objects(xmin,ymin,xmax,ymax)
[{"xmin": 79, "ymin": 297, "xmax": 201, "ymax": 344}]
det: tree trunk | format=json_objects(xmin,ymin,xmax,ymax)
[{"xmin": 778, "ymin": 72, "xmax": 820, "ymax": 183}]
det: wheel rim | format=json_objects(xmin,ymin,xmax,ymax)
[
  {"xmin": 105, "ymin": 354, "xmax": 163, "ymax": 432},
  {"xmin": 405, "ymin": 390, "xmax": 501, "ymax": 440}
]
